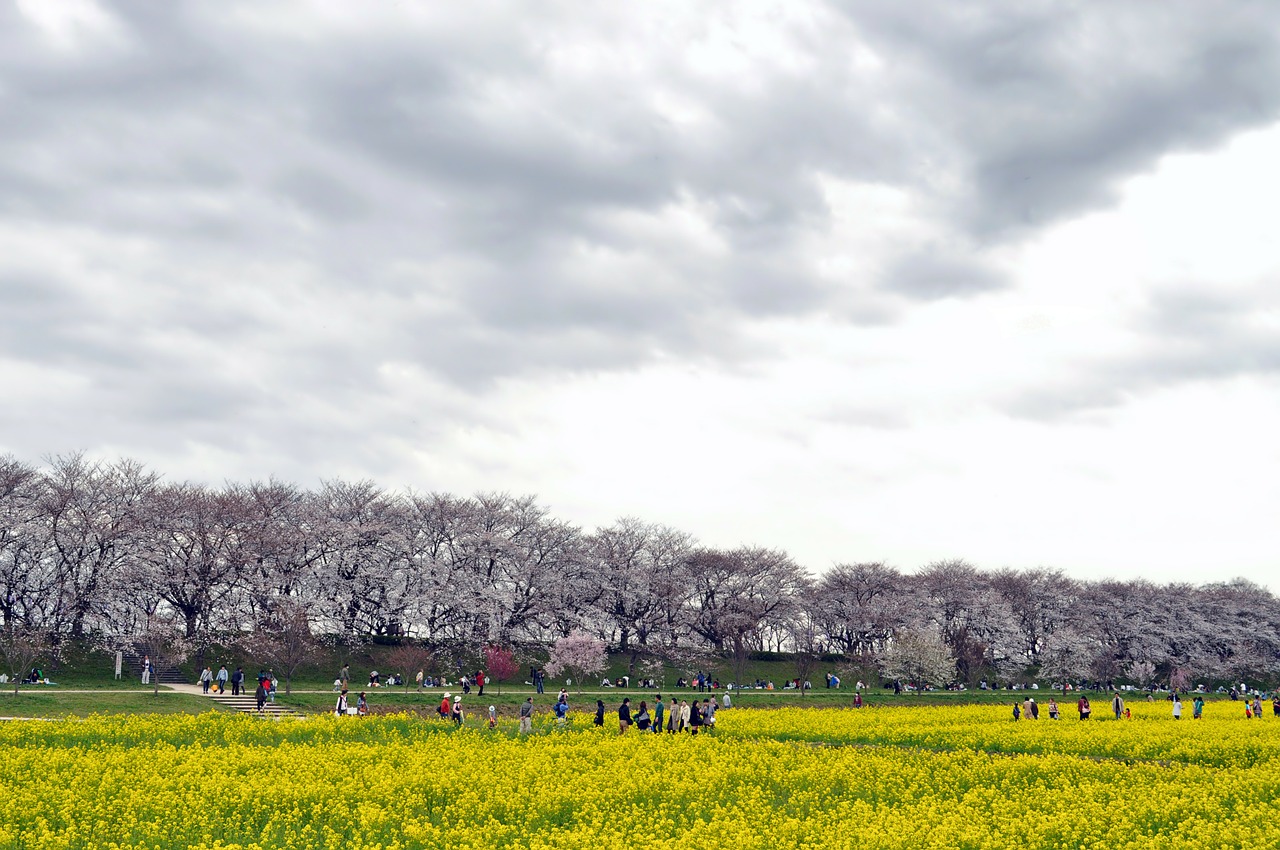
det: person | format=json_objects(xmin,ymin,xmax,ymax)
[
  {"xmin": 666, "ymin": 701, "xmax": 678, "ymax": 733},
  {"xmin": 1029, "ymin": 697, "xmax": 1039, "ymax": 720},
  {"xmin": 488, "ymin": 705, "xmax": 497, "ymax": 729},
  {"xmin": 439, "ymin": 692, "xmax": 452, "ymax": 720},
  {"xmin": 535, "ymin": 668, "xmax": 545, "ymax": 695},
  {"xmin": 558, "ymin": 687, "xmax": 569, "ymax": 705},
  {"xmin": 594, "ymin": 699, "xmax": 605, "ymax": 727},
  {"xmin": 703, "ymin": 698, "xmax": 716, "ymax": 729},
  {"xmin": 1112, "ymin": 692, "xmax": 1124, "ymax": 720},
  {"xmin": 1253, "ymin": 696, "xmax": 1263, "ymax": 719},
  {"xmin": 216, "ymin": 666, "xmax": 229, "ymax": 695},
  {"xmin": 335, "ymin": 688, "xmax": 349, "ymax": 717},
  {"xmin": 369, "ymin": 670, "xmax": 380, "ymax": 688},
  {"xmin": 476, "ymin": 670, "xmax": 486, "ymax": 696},
  {"xmin": 269, "ymin": 672, "xmax": 278, "ymax": 704},
  {"xmin": 1273, "ymin": 696, "xmax": 1280, "ymax": 718},
  {"xmin": 1047, "ymin": 698, "xmax": 1059, "ymax": 720},
  {"xmin": 723, "ymin": 692, "xmax": 731, "ymax": 710},
  {"xmin": 853, "ymin": 692, "xmax": 863, "ymax": 709},
  {"xmin": 461, "ymin": 674, "xmax": 470, "ymax": 695},
  {"xmin": 688, "ymin": 699, "xmax": 702, "ymax": 734},
  {"xmin": 357, "ymin": 692, "xmax": 368, "ymax": 716},
  {"xmin": 141, "ymin": 655, "xmax": 152, "ymax": 685},
  {"xmin": 653, "ymin": 695, "xmax": 665, "ymax": 734},
  {"xmin": 677, "ymin": 699, "xmax": 690, "ymax": 732},
  {"xmin": 232, "ymin": 667, "xmax": 245, "ymax": 696},
  {"xmin": 1023, "ymin": 696, "xmax": 1034, "ymax": 720},
  {"xmin": 519, "ymin": 697, "xmax": 534, "ymax": 734},
  {"xmin": 199, "ymin": 666, "xmax": 212, "ymax": 694},
  {"xmin": 1077, "ymin": 695, "xmax": 1091, "ymax": 720},
  {"xmin": 256, "ymin": 680, "xmax": 268, "ymax": 714},
  {"xmin": 451, "ymin": 697, "xmax": 464, "ymax": 726},
  {"xmin": 1193, "ymin": 695, "xmax": 1205, "ymax": 719},
  {"xmin": 636, "ymin": 701, "xmax": 651, "ymax": 731},
  {"xmin": 1013, "ymin": 702, "xmax": 1021, "ymax": 721},
  {"xmin": 1124, "ymin": 707, "xmax": 1131, "ymax": 719},
  {"xmin": 339, "ymin": 664, "xmax": 350, "ymax": 687},
  {"xmin": 1172, "ymin": 695, "xmax": 1183, "ymax": 720},
  {"xmin": 618, "ymin": 698, "xmax": 632, "ymax": 733},
  {"xmin": 555, "ymin": 695, "xmax": 569, "ymax": 726},
  {"xmin": 415, "ymin": 670, "xmax": 424, "ymax": 692}
]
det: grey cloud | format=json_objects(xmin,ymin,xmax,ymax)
[
  {"xmin": 1004, "ymin": 283, "xmax": 1280, "ymax": 420},
  {"xmin": 879, "ymin": 248, "xmax": 1010, "ymax": 301},
  {"xmin": 837, "ymin": 1, "xmax": 1280, "ymax": 237},
  {"xmin": 3, "ymin": 0, "xmax": 1280, "ymax": 466}
]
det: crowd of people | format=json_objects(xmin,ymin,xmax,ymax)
[{"xmin": 1012, "ymin": 690, "xmax": 1280, "ymax": 721}]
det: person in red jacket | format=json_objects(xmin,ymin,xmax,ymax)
[
  {"xmin": 476, "ymin": 670, "xmax": 486, "ymax": 696},
  {"xmin": 439, "ymin": 692, "xmax": 452, "ymax": 720}
]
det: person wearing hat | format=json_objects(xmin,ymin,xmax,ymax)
[
  {"xmin": 439, "ymin": 692, "xmax": 451, "ymax": 720},
  {"xmin": 451, "ymin": 696, "xmax": 464, "ymax": 726}
]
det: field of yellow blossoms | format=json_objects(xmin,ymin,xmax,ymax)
[{"xmin": 2, "ymin": 701, "xmax": 1278, "ymax": 849}]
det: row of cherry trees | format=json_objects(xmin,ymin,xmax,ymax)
[{"xmin": 2, "ymin": 453, "xmax": 1278, "ymax": 685}]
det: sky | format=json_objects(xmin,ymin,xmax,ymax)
[{"xmin": 2, "ymin": 1, "xmax": 1278, "ymax": 588}]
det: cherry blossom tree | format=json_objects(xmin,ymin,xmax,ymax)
[
  {"xmin": 483, "ymin": 645, "xmax": 520, "ymax": 694},
  {"xmin": 878, "ymin": 630, "xmax": 956, "ymax": 689},
  {"xmin": 545, "ymin": 630, "xmax": 606, "ymax": 693}
]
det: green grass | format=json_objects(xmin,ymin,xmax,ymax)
[{"xmin": 0, "ymin": 691, "xmax": 225, "ymax": 718}]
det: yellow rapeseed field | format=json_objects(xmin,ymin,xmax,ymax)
[{"xmin": 1, "ymin": 702, "xmax": 1277, "ymax": 849}]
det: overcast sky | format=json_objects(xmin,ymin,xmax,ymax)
[{"xmin": 2, "ymin": 1, "xmax": 1278, "ymax": 588}]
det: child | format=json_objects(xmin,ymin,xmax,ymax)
[{"xmin": 488, "ymin": 705, "xmax": 497, "ymax": 729}]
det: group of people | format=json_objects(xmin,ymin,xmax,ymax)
[
  {"xmin": 334, "ymin": 688, "xmax": 370, "ymax": 717},
  {"xmin": 597, "ymin": 695, "xmax": 720, "ymax": 734},
  {"xmin": 1012, "ymin": 691, "xmax": 1236, "ymax": 721},
  {"xmin": 197, "ymin": 665, "xmax": 277, "ymax": 702}
]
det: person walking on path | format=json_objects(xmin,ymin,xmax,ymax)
[
  {"xmin": 199, "ymin": 666, "xmax": 212, "ymax": 694},
  {"xmin": 216, "ymin": 665, "xmax": 229, "ymax": 695},
  {"xmin": 231, "ymin": 667, "xmax": 245, "ymax": 696},
  {"xmin": 357, "ymin": 692, "xmax": 369, "ymax": 716},
  {"xmin": 335, "ymin": 688, "xmax": 349, "ymax": 717},
  {"xmin": 519, "ymin": 697, "xmax": 534, "ymax": 734},
  {"xmin": 618, "ymin": 698, "xmax": 632, "ymax": 734},
  {"xmin": 476, "ymin": 670, "xmax": 486, "ymax": 696},
  {"xmin": 255, "ymin": 680, "xmax": 268, "ymax": 714},
  {"xmin": 141, "ymin": 656, "xmax": 152, "ymax": 685},
  {"xmin": 653, "ymin": 695, "xmax": 665, "ymax": 734},
  {"xmin": 340, "ymin": 664, "xmax": 350, "ymax": 687}
]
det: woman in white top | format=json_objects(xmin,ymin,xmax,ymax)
[{"xmin": 1172, "ymin": 696, "xmax": 1183, "ymax": 720}]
